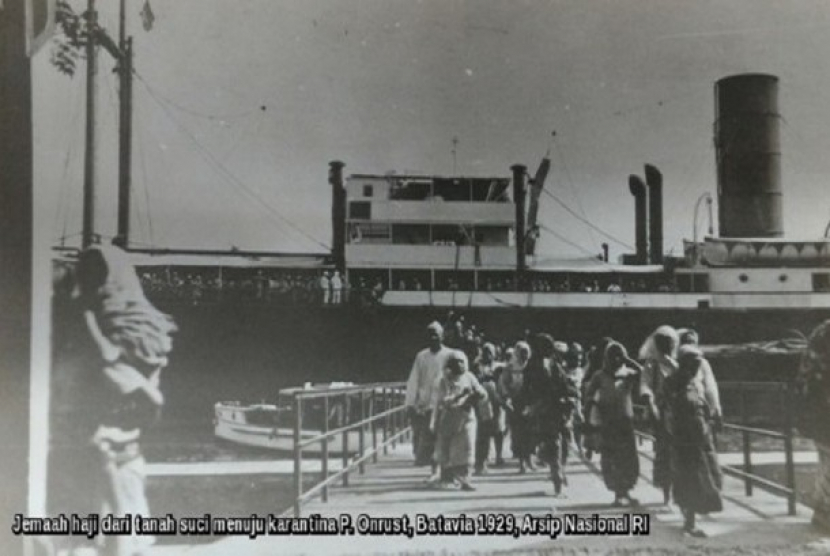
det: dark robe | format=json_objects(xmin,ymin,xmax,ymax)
[
  {"xmin": 588, "ymin": 367, "xmax": 640, "ymax": 495},
  {"xmin": 666, "ymin": 369, "xmax": 723, "ymax": 514}
]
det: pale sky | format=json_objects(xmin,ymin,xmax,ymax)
[{"xmin": 32, "ymin": 0, "xmax": 830, "ymax": 259}]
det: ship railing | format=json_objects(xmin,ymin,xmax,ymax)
[
  {"xmin": 633, "ymin": 381, "xmax": 800, "ymax": 516},
  {"xmin": 284, "ymin": 381, "xmax": 410, "ymax": 517}
]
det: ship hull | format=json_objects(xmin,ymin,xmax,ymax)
[{"xmin": 53, "ymin": 297, "xmax": 830, "ymax": 426}]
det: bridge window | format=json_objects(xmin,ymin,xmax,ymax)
[
  {"xmin": 813, "ymin": 273, "xmax": 830, "ymax": 292},
  {"xmin": 472, "ymin": 179, "xmax": 509, "ymax": 201},
  {"xmin": 434, "ymin": 270, "xmax": 474, "ymax": 291},
  {"xmin": 351, "ymin": 223, "xmax": 390, "ymax": 243},
  {"xmin": 432, "ymin": 224, "xmax": 468, "ymax": 245},
  {"xmin": 389, "ymin": 180, "xmax": 431, "ymax": 201},
  {"xmin": 475, "ymin": 226, "xmax": 510, "ymax": 246},
  {"xmin": 433, "ymin": 178, "xmax": 471, "ymax": 201},
  {"xmin": 391, "ymin": 224, "xmax": 430, "ymax": 245},
  {"xmin": 675, "ymin": 273, "xmax": 709, "ymax": 293},
  {"xmin": 390, "ymin": 269, "xmax": 432, "ymax": 291},
  {"xmin": 349, "ymin": 201, "xmax": 371, "ymax": 220}
]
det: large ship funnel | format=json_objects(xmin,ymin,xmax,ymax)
[
  {"xmin": 628, "ymin": 175, "xmax": 648, "ymax": 264},
  {"xmin": 715, "ymin": 74, "xmax": 783, "ymax": 238},
  {"xmin": 645, "ymin": 164, "xmax": 663, "ymax": 264},
  {"xmin": 329, "ymin": 160, "xmax": 346, "ymax": 271}
]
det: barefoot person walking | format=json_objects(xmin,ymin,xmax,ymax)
[
  {"xmin": 75, "ymin": 244, "xmax": 177, "ymax": 556},
  {"xmin": 666, "ymin": 345, "xmax": 723, "ymax": 537},
  {"xmin": 432, "ymin": 351, "xmax": 488, "ymax": 491},
  {"xmin": 585, "ymin": 341, "xmax": 643, "ymax": 507},
  {"xmin": 406, "ymin": 321, "xmax": 451, "ymax": 481}
]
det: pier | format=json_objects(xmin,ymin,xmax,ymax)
[
  {"xmin": 149, "ymin": 382, "xmax": 828, "ymax": 556},
  {"xmin": 152, "ymin": 440, "xmax": 826, "ymax": 555}
]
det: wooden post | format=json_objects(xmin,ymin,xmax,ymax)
[
  {"xmin": 322, "ymin": 396, "xmax": 329, "ymax": 503},
  {"xmin": 358, "ymin": 391, "xmax": 366, "ymax": 474},
  {"xmin": 383, "ymin": 388, "xmax": 389, "ymax": 455},
  {"xmin": 404, "ymin": 387, "xmax": 412, "ymax": 443},
  {"xmin": 742, "ymin": 428, "xmax": 753, "ymax": 496},
  {"xmin": 371, "ymin": 389, "xmax": 378, "ymax": 463},
  {"xmin": 741, "ymin": 385, "xmax": 753, "ymax": 496},
  {"xmin": 293, "ymin": 394, "xmax": 303, "ymax": 516},
  {"xmin": 342, "ymin": 393, "xmax": 350, "ymax": 487},
  {"xmin": 784, "ymin": 384, "xmax": 797, "ymax": 515},
  {"xmin": 391, "ymin": 393, "xmax": 398, "ymax": 449}
]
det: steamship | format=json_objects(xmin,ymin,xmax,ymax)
[
  {"xmin": 54, "ymin": 74, "xmax": 830, "ymax": 426},
  {"xmin": 332, "ymin": 74, "xmax": 830, "ymax": 312},
  {"xmin": 118, "ymin": 74, "xmax": 830, "ymax": 310},
  {"xmin": 109, "ymin": 73, "xmax": 830, "ymax": 316}
]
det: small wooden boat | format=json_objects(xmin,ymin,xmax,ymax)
[{"xmin": 214, "ymin": 383, "xmax": 400, "ymax": 454}]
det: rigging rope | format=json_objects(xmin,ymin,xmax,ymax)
[
  {"xmin": 537, "ymin": 223, "xmax": 606, "ymax": 259},
  {"xmin": 54, "ymin": 79, "xmax": 84, "ymax": 245},
  {"xmin": 136, "ymin": 122, "xmax": 156, "ymax": 247},
  {"xmin": 552, "ymin": 140, "xmax": 599, "ymax": 251},
  {"xmin": 134, "ymin": 70, "xmax": 330, "ymax": 251},
  {"xmin": 540, "ymin": 187, "xmax": 634, "ymax": 250}
]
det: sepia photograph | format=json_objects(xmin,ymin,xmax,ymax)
[{"xmin": 3, "ymin": 0, "xmax": 830, "ymax": 554}]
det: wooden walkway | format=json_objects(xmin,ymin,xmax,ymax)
[{"xmin": 156, "ymin": 441, "xmax": 828, "ymax": 555}]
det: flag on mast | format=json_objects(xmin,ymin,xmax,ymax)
[{"xmin": 140, "ymin": 0, "xmax": 155, "ymax": 31}]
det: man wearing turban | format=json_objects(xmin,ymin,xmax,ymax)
[{"xmin": 406, "ymin": 321, "xmax": 451, "ymax": 481}]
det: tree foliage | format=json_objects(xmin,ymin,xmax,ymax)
[{"xmin": 50, "ymin": 0, "xmax": 89, "ymax": 77}]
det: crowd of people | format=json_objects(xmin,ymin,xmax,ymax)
[
  {"xmin": 405, "ymin": 315, "xmax": 724, "ymax": 538},
  {"xmin": 527, "ymin": 276, "xmax": 679, "ymax": 294},
  {"xmin": 136, "ymin": 267, "xmax": 386, "ymax": 307},
  {"xmin": 134, "ymin": 265, "xmax": 685, "ymax": 306}
]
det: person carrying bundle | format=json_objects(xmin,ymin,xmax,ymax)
[{"xmin": 74, "ymin": 244, "xmax": 177, "ymax": 556}]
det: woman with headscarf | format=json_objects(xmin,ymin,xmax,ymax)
[
  {"xmin": 74, "ymin": 244, "xmax": 177, "ymax": 556},
  {"xmin": 584, "ymin": 341, "xmax": 643, "ymax": 507},
  {"xmin": 524, "ymin": 334, "xmax": 579, "ymax": 496},
  {"xmin": 565, "ymin": 342, "xmax": 587, "ymax": 457},
  {"xmin": 473, "ymin": 343, "xmax": 501, "ymax": 475},
  {"xmin": 432, "ymin": 350, "xmax": 488, "ymax": 490},
  {"xmin": 581, "ymin": 337, "xmax": 613, "ymax": 461},
  {"xmin": 678, "ymin": 328, "xmax": 723, "ymax": 427},
  {"xmin": 666, "ymin": 345, "xmax": 723, "ymax": 537},
  {"xmin": 498, "ymin": 340, "xmax": 534, "ymax": 472},
  {"xmin": 639, "ymin": 325, "xmax": 680, "ymax": 505},
  {"xmin": 490, "ymin": 349, "xmax": 509, "ymax": 467}
]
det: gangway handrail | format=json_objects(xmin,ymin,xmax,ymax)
[
  {"xmin": 633, "ymin": 380, "xmax": 800, "ymax": 516},
  {"xmin": 283, "ymin": 381, "xmax": 411, "ymax": 517}
]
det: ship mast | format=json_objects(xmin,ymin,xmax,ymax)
[
  {"xmin": 81, "ymin": 0, "xmax": 134, "ymax": 249},
  {"xmin": 81, "ymin": 0, "xmax": 97, "ymax": 248},
  {"xmin": 115, "ymin": 0, "xmax": 133, "ymax": 249}
]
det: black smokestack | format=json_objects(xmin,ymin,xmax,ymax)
[
  {"xmin": 511, "ymin": 164, "xmax": 527, "ymax": 284},
  {"xmin": 329, "ymin": 160, "xmax": 346, "ymax": 271},
  {"xmin": 628, "ymin": 175, "xmax": 648, "ymax": 265},
  {"xmin": 645, "ymin": 164, "xmax": 663, "ymax": 264},
  {"xmin": 715, "ymin": 74, "xmax": 783, "ymax": 238}
]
